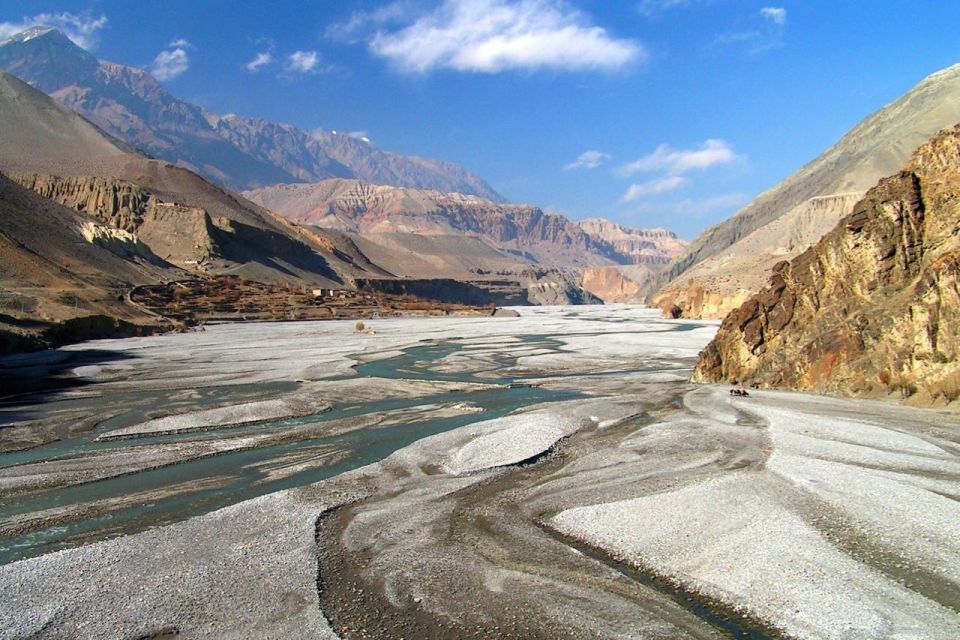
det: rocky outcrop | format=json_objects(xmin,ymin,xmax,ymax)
[
  {"xmin": 12, "ymin": 174, "xmax": 152, "ymax": 231},
  {"xmin": 580, "ymin": 266, "xmax": 657, "ymax": 303},
  {"xmin": 655, "ymin": 279, "xmax": 749, "ymax": 320},
  {"xmin": 527, "ymin": 279, "xmax": 602, "ymax": 306},
  {"xmin": 574, "ymin": 220, "xmax": 686, "ymax": 303},
  {"xmin": 79, "ymin": 220, "xmax": 156, "ymax": 261},
  {"xmin": 656, "ymin": 60, "xmax": 960, "ymax": 318},
  {"xmin": 11, "ymin": 173, "xmax": 219, "ymax": 265},
  {"xmin": 577, "ymin": 218, "xmax": 687, "ymax": 265},
  {"xmin": 694, "ymin": 125, "xmax": 960, "ymax": 406},
  {"xmin": 0, "ymin": 27, "xmax": 502, "ymax": 197}
]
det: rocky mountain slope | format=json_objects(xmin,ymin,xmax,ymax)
[
  {"xmin": 656, "ymin": 61, "xmax": 960, "ymax": 318},
  {"xmin": 0, "ymin": 71, "xmax": 369, "ymax": 286},
  {"xmin": 0, "ymin": 171, "xmax": 177, "ymax": 353},
  {"xmin": 655, "ymin": 193, "xmax": 865, "ymax": 317},
  {"xmin": 580, "ymin": 266, "xmax": 662, "ymax": 304},
  {"xmin": 0, "ymin": 27, "xmax": 502, "ymax": 198},
  {"xmin": 211, "ymin": 114, "xmax": 501, "ymax": 198},
  {"xmin": 694, "ymin": 124, "xmax": 960, "ymax": 406},
  {"xmin": 243, "ymin": 179, "xmax": 630, "ymax": 269}
]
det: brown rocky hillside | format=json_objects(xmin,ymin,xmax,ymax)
[
  {"xmin": 694, "ymin": 124, "xmax": 960, "ymax": 406},
  {"xmin": 0, "ymin": 173, "xmax": 176, "ymax": 353},
  {"xmin": 573, "ymin": 219, "xmax": 687, "ymax": 303},
  {"xmin": 0, "ymin": 70, "xmax": 370, "ymax": 288}
]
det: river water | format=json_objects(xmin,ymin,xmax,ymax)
[
  {"xmin": 0, "ymin": 307, "xmax": 715, "ymax": 565},
  {"xmin": 0, "ymin": 335, "xmax": 590, "ymax": 564}
]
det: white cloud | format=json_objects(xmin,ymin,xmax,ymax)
[
  {"xmin": 628, "ymin": 192, "xmax": 749, "ymax": 217},
  {"xmin": 0, "ymin": 11, "xmax": 108, "ymax": 50},
  {"xmin": 616, "ymin": 139, "xmax": 743, "ymax": 211},
  {"xmin": 620, "ymin": 139, "xmax": 740, "ymax": 176},
  {"xmin": 151, "ymin": 47, "xmax": 190, "ymax": 81},
  {"xmin": 760, "ymin": 7, "xmax": 787, "ymax": 26},
  {"xmin": 637, "ymin": 0, "xmax": 700, "ymax": 16},
  {"xmin": 330, "ymin": 2, "xmax": 416, "ymax": 41},
  {"xmin": 245, "ymin": 51, "xmax": 273, "ymax": 72},
  {"xmin": 717, "ymin": 6, "xmax": 787, "ymax": 53},
  {"xmin": 286, "ymin": 50, "xmax": 320, "ymax": 74},
  {"xmin": 563, "ymin": 150, "xmax": 610, "ymax": 171},
  {"xmin": 621, "ymin": 176, "xmax": 687, "ymax": 202},
  {"xmin": 168, "ymin": 38, "xmax": 192, "ymax": 49},
  {"xmin": 370, "ymin": 0, "xmax": 643, "ymax": 73}
]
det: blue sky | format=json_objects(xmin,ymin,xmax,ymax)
[{"xmin": 3, "ymin": 1, "xmax": 960, "ymax": 238}]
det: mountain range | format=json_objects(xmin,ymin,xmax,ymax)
[
  {"xmin": 0, "ymin": 65, "xmax": 678, "ymax": 349},
  {"xmin": 242, "ymin": 180, "xmax": 685, "ymax": 268},
  {"xmin": 0, "ymin": 24, "xmax": 956, "ymax": 404},
  {"xmin": 0, "ymin": 27, "xmax": 503, "ymax": 199},
  {"xmin": 0, "ymin": 26, "xmax": 686, "ymax": 296}
]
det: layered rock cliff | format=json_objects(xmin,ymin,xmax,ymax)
[
  {"xmin": 244, "ymin": 180, "xmax": 629, "ymax": 269},
  {"xmin": 11, "ymin": 173, "xmax": 219, "ymax": 265},
  {"xmin": 9, "ymin": 173, "xmax": 358, "ymax": 285},
  {"xmin": 694, "ymin": 125, "xmax": 960, "ymax": 406},
  {"xmin": 0, "ymin": 172, "xmax": 175, "ymax": 353},
  {"xmin": 14, "ymin": 174, "xmax": 154, "ymax": 232},
  {"xmin": 576, "ymin": 218, "xmax": 687, "ymax": 265}
]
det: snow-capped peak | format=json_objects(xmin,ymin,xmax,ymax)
[{"xmin": 1, "ymin": 26, "xmax": 57, "ymax": 46}]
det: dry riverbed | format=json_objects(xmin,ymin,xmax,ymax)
[{"xmin": 0, "ymin": 306, "xmax": 958, "ymax": 639}]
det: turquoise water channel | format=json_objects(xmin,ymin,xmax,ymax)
[{"xmin": 0, "ymin": 335, "xmax": 585, "ymax": 564}]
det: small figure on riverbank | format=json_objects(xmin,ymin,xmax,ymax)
[{"xmin": 729, "ymin": 388, "xmax": 750, "ymax": 398}]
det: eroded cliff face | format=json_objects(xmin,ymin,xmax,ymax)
[
  {"xmin": 576, "ymin": 218, "xmax": 687, "ymax": 265},
  {"xmin": 655, "ymin": 280, "xmax": 751, "ymax": 320},
  {"xmin": 581, "ymin": 266, "xmax": 658, "ymax": 303},
  {"xmin": 694, "ymin": 125, "xmax": 960, "ymax": 406},
  {"xmin": 11, "ymin": 173, "xmax": 218, "ymax": 265}
]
